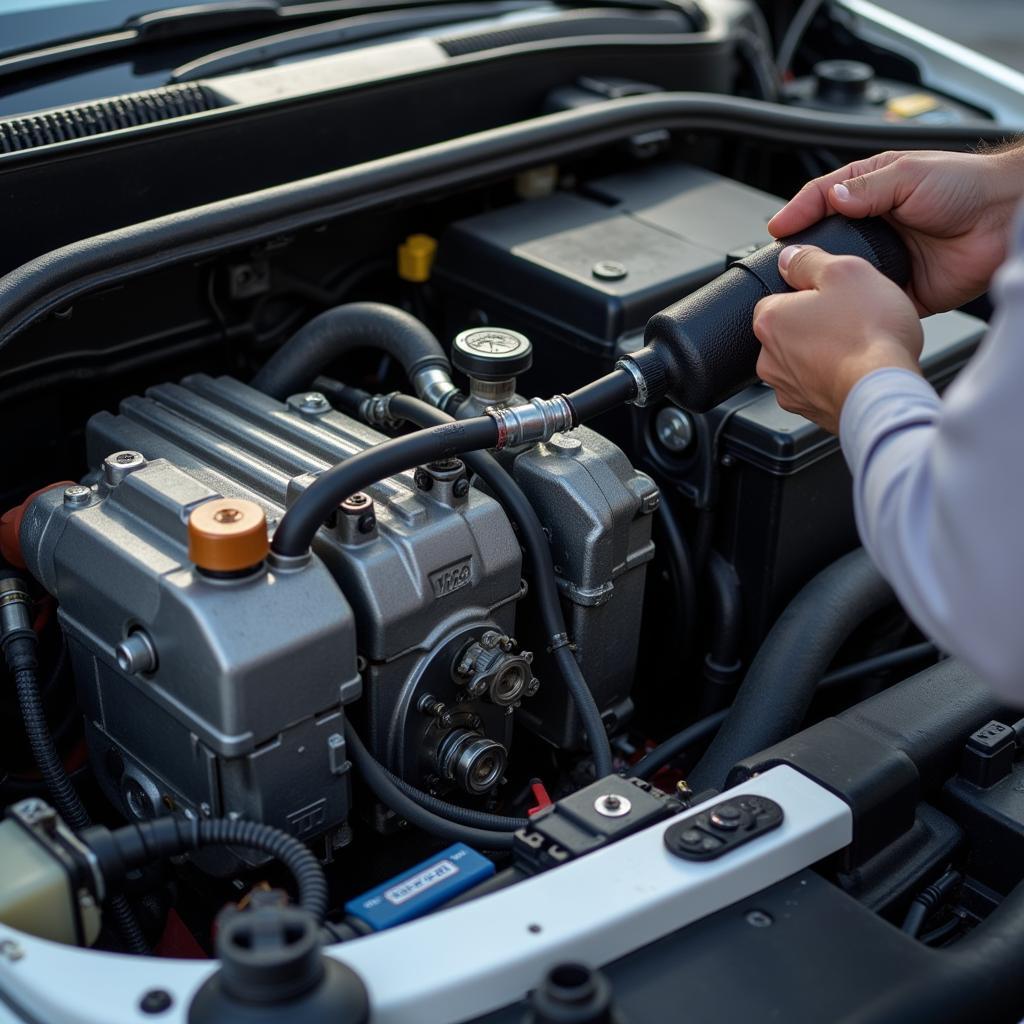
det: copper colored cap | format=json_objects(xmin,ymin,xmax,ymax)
[{"xmin": 188, "ymin": 498, "xmax": 268, "ymax": 573}]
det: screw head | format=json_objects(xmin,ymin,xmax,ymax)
[
  {"xmin": 453, "ymin": 477, "xmax": 470, "ymax": 499},
  {"xmin": 139, "ymin": 989, "xmax": 173, "ymax": 1014},
  {"xmin": 592, "ymin": 260, "xmax": 628, "ymax": 281},
  {"xmin": 414, "ymin": 468, "xmax": 433, "ymax": 491},
  {"xmin": 63, "ymin": 484, "xmax": 91, "ymax": 506},
  {"xmin": 299, "ymin": 392, "xmax": 329, "ymax": 413},
  {"xmin": 594, "ymin": 793, "xmax": 632, "ymax": 818},
  {"xmin": 745, "ymin": 910, "xmax": 773, "ymax": 928},
  {"xmin": 103, "ymin": 450, "xmax": 146, "ymax": 486},
  {"xmin": 654, "ymin": 407, "xmax": 694, "ymax": 454}
]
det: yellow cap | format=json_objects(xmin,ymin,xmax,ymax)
[
  {"xmin": 397, "ymin": 234, "xmax": 438, "ymax": 283},
  {"xmin": 188, "ymin": 498, "xmax": 268, "ymax": 573}
]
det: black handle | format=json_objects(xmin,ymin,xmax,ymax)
[{"xmin": 639, "ymin": 216, "xmax": 911, "ymax": 413}]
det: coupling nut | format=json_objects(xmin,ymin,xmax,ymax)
[{"xmin": 486, "ymin": 396, "xmax": 576, "ymax": 450}]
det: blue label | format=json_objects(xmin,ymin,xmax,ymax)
[{"xmin": 345, "ymin": 843, "xmax": 494, "ymax": 931}]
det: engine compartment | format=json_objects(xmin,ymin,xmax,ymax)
[{"xmin": 1, "ymin": 3, "xmax": 1024, "ymax": 1019}]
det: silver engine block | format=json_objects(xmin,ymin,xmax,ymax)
[{"xmin": 21, "ymin": 373, "xmax": 656, "ymax": 854}]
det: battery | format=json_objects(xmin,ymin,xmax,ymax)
[{"xmin": 344, "ymin": 843, "xmax": 495, "ymax": 932}]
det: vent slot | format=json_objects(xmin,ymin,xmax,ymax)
[
  {"xmin": 0, "ymin": 83, "xmax": 222, "ymax": 154},
  {"xmin": 438, "ymin": 10, "xmax": 693, "ymax": 57}
]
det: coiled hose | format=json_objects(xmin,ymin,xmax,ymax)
[
  {"xmin": 251, "ymin": 301, "xmax": 455, "ymax": 403},
  {"xmin": 83, "ymin": 816, "xmax": 328, "ymax": 923},
  {"xmin": 1, "ymin": 590, "xmax": 149, "ymax": 954},
  {"xmin": 387, "ymin": 393, "xmax": 614, "ymax": 778},
  {"xmin": 689, "ymin": 548, "xmax": 893, "ymax": 790}
]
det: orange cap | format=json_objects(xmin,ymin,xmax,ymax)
[{"xmin": 188, "ymin": 498, "xmax": 268, "ymax": 573}]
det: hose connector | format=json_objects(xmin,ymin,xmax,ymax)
[
  {"xmin": 486, "ymin": 396, "xmax": 575, "ymax": 450},
  {"xmin": 0, "ymin": 574, "xmax": 36, "ymax": 673},
  {"xmin": 360, "ymin": 392, "xmax": 404, "ymax": 431},
  {"xmin": 411, "ymin": 366, "xmax": 460, "ymax": 411}
]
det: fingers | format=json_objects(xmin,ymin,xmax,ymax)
[
  {"xmin": 776, "ymin": 244, "xmax": 868, "ymax": 292},
  {"xmin": 767, "ymin": 151, "xmax": 905, "ymax": 238},
  {"xmin": 826, "ymin": 160, "xmax": 912, "ymax": 220}
]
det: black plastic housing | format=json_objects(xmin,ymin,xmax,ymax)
[{"xmin": 641, "ymin": 214, "xmax": 911, "ymax": 412}]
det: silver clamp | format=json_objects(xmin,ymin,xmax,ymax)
[
  {"xmin": 614, "ymin": 357, "xmax": 649, "ymax": 408},
  {"xmin": 360, "ymin": 392, "xmax": 403, "ymax": 431},
  {"xmin": 486, "ymin": 396, "xmax": 575, "ymax": 450}
]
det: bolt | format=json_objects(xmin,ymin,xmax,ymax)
[
  {"xmin": 654, "ymin": 407, "xmax": 694, "ymax": 454},
  {"xmin": 139, "ymin": 989, "xmax": 173, "ymax": 1014},
  {"xmin": 115, "ymin": 630, "xmax": 157, "ymax": 675},
  {"xmin": 212, "ymin": 507, "xmax": 243, "ymax": 524},
  {"xmin": 594, "ymin": 793, "xmax": 632, "ymax": 817},
  {"xmin": 299, "ymin": 392, "xmax": 329, "ymax": 413},
  {"xmin": 675, "ymin": 780, "xmax": 694, "ymax": 799},
  {"xmin": 604, "ymin": 795, "xmax": 621, "ymax": 811},
  {"xmin": 343, "ymin": 493, "xmax": 369, "ymax": 509},
  {"xmin": 63, "ymin": 484, "xmax": 91, "ymax": 506},
  {"xmin": 453, "ymin": 477, "xmax": 470, "ymax": 499},
  {"xmin": 592, "ymin": 260, "xmax": 628, "ymax": 281},
  {"xmin": 745, "ymin": 910, "xmax": 773, "ymax": 928},
  {"xmin": 103, "ymin": 450, "xmax": 145, "ymax": 486},
  {"xmin": 357, "ymin": 512, "xmax": 376, "ymax": 534},
  {"xmin": 414, "ymin": 468, "xmax": 433, "ymax": 491}
]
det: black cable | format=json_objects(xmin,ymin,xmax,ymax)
[
  {"xmin": 2, "ymin": 593, "xmax": 149, "ymax": 954},
  {"xmin": 271, "ymin": 415, "xmax": 499, "ymax": 557},
  {"xmin": 654, "ymin": 500, "xmax": 696, "ymax": 661},
  {"xmin": 386, "ymin": 393, "xmax": 614, "ymax": 777},
  {"xmin": 251, "ymin": 301, "xmax": 452, "ymax": 400},
  {"xmin": 387, "ymin": 769, "xmax": 528, "ymax": 832},
  {"xmin": 84, "ymin": 817, "xmax": 328, "ymax": 923},
  {"xmin": 344, "ymin": 721, "xmax": 515, "ymax": 851},
  {"xmin": 631, "ymin": 708, "xmax": 729, "ymax": 780},
  {"xmin": 902, "ymin": 868, "xmax": 962, "ymax": 938},
  {"xmin": 820, "ymin": 641, "xmax": 938, "ymax": 689}
]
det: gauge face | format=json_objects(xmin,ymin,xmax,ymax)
[
  {"xmin": 460, "ymin": 329, "xmax": 526, "ymax": 355},
  {"xmin": 452, "ymin": 327, "xmax": 533, "ymax": 380}
]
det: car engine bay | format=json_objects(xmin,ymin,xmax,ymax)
[{"xmin": 1, "ymin": 1, "xmax": 1024, "ymax": 1021}]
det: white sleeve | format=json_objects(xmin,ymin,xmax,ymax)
[{"xmin": 839, "ymin": 204, "xmax": 1024, "ymax": 704}]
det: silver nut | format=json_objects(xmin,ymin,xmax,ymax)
[
  {"xmin": 654, "ymin": 407, "xmax": 694, "ymax": 454},
  {"xmin": 115, "ymin": 630, "xmax": 158, "ymax": 675},
  {"xmin": 103, "ymin": 451, "xmax": 146, "ymax": 486},
  {"xmin": 594, "ymin": 793, "xmax": 632, "ymax": 818}
]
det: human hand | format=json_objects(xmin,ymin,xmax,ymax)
[
  {"xmin": 767, "ymin": 145, "xmax": 1024, "ymax": 315},
  {"xmin": 753, "ymin": 244, "xmax": 923, "ymax": 434}
]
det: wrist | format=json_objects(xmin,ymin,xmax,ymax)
[
  {"xmin": 832, "ymin": 338, "xmax": 922, "ymax": 414},
  {"xmin": 985, "ymin": 139, "xmax": 1024, "ymax": 203}
]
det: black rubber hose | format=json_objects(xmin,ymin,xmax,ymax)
[
  {"xmin": 5, "ymin": 633, "xmax": 150, "ymax": 954},
  {"xmin": 251, "ymin": 302, "xmax": 451, "ymax": 400},
  {"xmin": 842, "ymin": 878, "xmax": 1024, "ymax": 1024},
  {"xmin": 702, "ymin": 551, "xmax": 743, "ymax": 714},
  {"xmin": 386, "ymin": 393, "xmax": 614, "ymax": 777},
  {"xmin": 566, "ymin": 370, "xmax": 638, "ymax": 422},
  {"xmin": 0, "ymin": 94, "xmax": 1009, "ymax": 354},
  {"xmin": 654, "ymin": 501, "xmax": 696, "ymax": 660},
  {"xmin": 271, "ymin": 415, "xmax": 498, "ymax": 557},
  {"xmin": 84, "ymin": 816, "xmax": 328, "ymax": 923},
  {"xmin": 631, "ymin": 708, "xmax": 729, "ymax": 780},
  {"xmin": 820, "ymin": 641, "xmax": 938, "ymax": 689},
  {"xmin": 689, "ymin": 548, "xmax": 893, "ymax": 790},
  {"xmin": 344, "ymin": 721, "xmax": 514, "ymax": 851},
  {"xmin": 901, "ymin": 868, "xmax": 961, "ymax": 938},
  {"xmin": 387, "ymin": 770, "xmax": 528, "ymax": 832}
]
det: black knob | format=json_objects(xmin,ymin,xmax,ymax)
[
  {"xmin": 527, "ymin": 963, "xmax": 619, "ymax": 1024},
  {"xmin": 452, "ymin": 327, "xmax": 533, "ymax": 382},
  {"xmin": 813, "ymin": 59, "xmax": 875, "ymax": 105}
]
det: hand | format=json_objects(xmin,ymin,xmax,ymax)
[
  {"xmin": 767, "ymin": 145, "xmax": 1024, "ymax": 315},
  {"xmin": 753, "ymin": 244, "xmax": 923, "ymax": 434}
]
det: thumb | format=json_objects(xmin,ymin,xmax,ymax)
[
  {"xmin": 828, "ymin": 161, "xmax": 906, "ymax": 218},
  {"xmin": 776, "ymin": 244, "xmax": 834, "ymax": 290}
]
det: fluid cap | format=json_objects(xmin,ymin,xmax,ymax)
[
  {"xmin": 188, "ymin": 498, "xmax": 268, "ymax": 573},
  {"xmin": 452, "ymin": 327, "xmax": 533, "ymax": 382},
  {"xmin": 814, "ymin": 59, "xmax": 875, "ymax": 104}
]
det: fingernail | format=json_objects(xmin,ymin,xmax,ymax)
[
  {"xmin": 833, "ymin": 182, "xmax": 851, "ymax": 202},
  {"xmin": 778, "ymin": 245, "xmax": 802, "ymax": 271}
]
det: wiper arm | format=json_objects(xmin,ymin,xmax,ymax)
[
  {"xmin": 170, "ymin": 2, "xmax": 532, "ymax": 81},
  {"xmin": 0, "ymin": 1, "xmax": 287, "ymax": 82}
]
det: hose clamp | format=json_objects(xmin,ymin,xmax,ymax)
[
  {"xmin": 486, "ymin": 396, "xmax": 575, "ymax": 450},
  {"xmin": 360, "ymin": 392, "xmax": 403, "ymax": 430},
  {"xmin": 413, "ymin": 367, "xmax": 460, "ymax": 411},
  {"xmin": 615, "ymin": 357, "xmax": 649, "ymax": 408}
]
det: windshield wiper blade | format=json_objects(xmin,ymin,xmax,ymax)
[{"xmin": 170, "ymin": 1, "xmax": 531, "ymax": 81}]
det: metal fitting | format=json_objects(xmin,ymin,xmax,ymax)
[
  {"xmin": 435, "ymin": 728, "xmax": 507, "ymax": 795},
  {"xmin": 654, "ymin": 407, "xmax": 694, "ymax": 454},
  {"xmin": 0, "ymin": 577, "xmax": 33, "ymax": 648},
  {"xmin": 412, "ymin": 367, "xmax": 460, "ymax": 411},
  {"xmin": 336, "ymin": 492, "xmax": 377, "ymax": 543},
  {"xmin": 360, "ymin": 392, "xmax": 402, "ymax": 430},
  {"xmin": 454, "ymin": 631, "xmax": 537, "ymax": 705},
  {"xmin": 103, "ymin": 451, "xmax": 146, "ymax": 486},
  {"xmin": 417, "ymin": 459, "xmax": 470, "ymax": 506},
  {"xmin": 614, "ymin": 358, "xmax": 649, "ymax": 408},
  {"xmin": 63, "ymin": 484, "xmax": 92, "ymax": 507},
  {"xmin": 115, "ymin": 629, "xmax": 158, "ymax": 675},
  {"xmin": 487, "ymin": 396, "xmax": 575, "ymax": 450},
  {"xmin": 289, "ymin": 392, "xmax": 331, "ymax": 416}
]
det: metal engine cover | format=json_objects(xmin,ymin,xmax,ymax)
[{"xmin": 71, "ymin": 375, "xmax": 524, "ymax": 800}]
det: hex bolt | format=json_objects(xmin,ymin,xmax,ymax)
[
  {"xmin": 115, "ymin": 630, "xmax": 158, "ymax": 675},
  {"xmin": 654, "ymin": 407, "xmax": 694, "ymax": 454},
  {"xmin": 593, "ymin": 793, "xmax": 632, "ymax": 818},
  {"xmin": 299, "ymin": 392, "xmax": 329, "ymax": 413},
  {"xmin": 63, "ymin": 484, "xmax": 91, "ymax": 506},
  {"xmin": 414, "ymin": 468, "xmax": 433, "ymax": 491},
  {"xmin": 453, "ymin": 477, "xmax": 471, "ymax": 499},
  {"xmin": 338, "ymin": 492, "xmax": 376, "ymax": 540}
]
